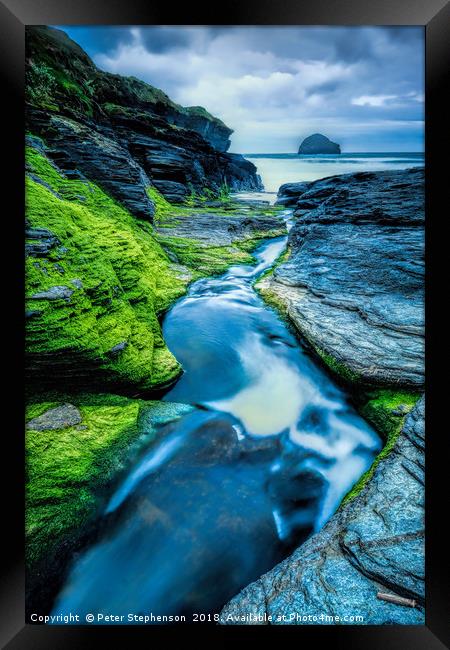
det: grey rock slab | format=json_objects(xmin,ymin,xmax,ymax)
[
  {"xmin": 156, "ymin": 211, "xmax": 286, "ymax": 248},
  {"xmin": 31, "ymin": 285, "xmax": 74, "ymax": 301},
  {"xmin": 27, "ymin": 403, "xmax": 83, "ymax": 431},
  {"xmin": 267, "ymin": 168, "xmax": 424, "ymax": 387},
  {"xmin": 25, "ymin": 226, "xmax": 61, "ymax": 258}
]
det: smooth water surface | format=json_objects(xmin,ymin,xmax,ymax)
[
  {"xmin": 245, "ymin": 152, "xmax": 424, "ymax": 192},
  {"xmin": 51, "ymin": 211, "xmax": 381, "ymax": 621}
]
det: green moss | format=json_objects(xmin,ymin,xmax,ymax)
[
  {"xmin": 26, "ymin": 146, "xmax": 190, "ymax": 391},
  {"xmin": 257, "ymin": 286, "xmax": 290, "ymax": 318},
  {"xmin": 26, "ymin": 397, "xmax": 140, "ymax": 569},
  {"xmin": 25, "ymin": 394, "xmax": 193, "ymax": 571},
  {"xmin": 254, "ymin": 248, "xmax": 292, "ymax": 319},
  {"xmin": 313, "ymin": 347, "xmax": 362, "ymax": 384},
  {"xmin": 340, "ymin": 389, "xmax": 420, "ymax": 505},
  {"xmin": 183, "ymin": 182, "xmax": 232, "ymax": 206},
  {"xmin": 358, "ymin": 389, "xmax": 420, "ymax": 439},
  {"xmin": 146, "ymin": 185, "xmax": 174, "ymax": 225}
]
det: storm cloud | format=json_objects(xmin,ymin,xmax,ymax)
[{"xmin": 59, "ymin": 25, "xmax": 424, "ymax": 152}]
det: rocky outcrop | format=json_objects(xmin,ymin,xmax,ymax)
[
  {"xmin": 260, "ymin": 168, "xmax": 425, "ymax": 388},
  {"xmin": 156, "ymin": 210, "xmax": 285, "ymax": 249},
  {"xmin": 25, "ymin": 26, "xmax": 262, "ymax": 214},
  {"xmin": 298, "ymin": 133, "xmax": 340, "ymax": 155},
  {"xmin": 275, "ymin": 182, "xmax": 311, "ymax": 207},
  {"xmin": 221, "ymin": 396, "xmax": 425, "ymax": 625},
  {"xmin": 28, "ymin": 112, "xmax": 156, "ymax": 221}
]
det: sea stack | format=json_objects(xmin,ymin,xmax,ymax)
[{"xmin": 298, "ymin": 133, "xmax": 341, "ymax": 154}]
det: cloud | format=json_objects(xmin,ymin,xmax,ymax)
[
  {"xmin": 352, "ymin": 95, "xmax": 399, "ymax": 107},
  {"xmin": 61, "ymin": 25, "xmax": 425, "ymax": 152}
]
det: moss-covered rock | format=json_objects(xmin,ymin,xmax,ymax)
[
  {"xmin": 25, "ymin": 393, "xmax": 192, "ymax": 606},
  {"xmin": 25, "ymin": 146, "xmax": 190, "ymax": 392},
  {"xmin": 340, "ymin": 389, "xmax": 420, "ymax": 504}
]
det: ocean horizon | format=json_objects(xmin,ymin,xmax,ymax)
[{"xmin": 239, "ymin": 152, "xmax": 425, "ymax": 193}]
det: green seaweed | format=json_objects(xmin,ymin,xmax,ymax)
[
  {"xmin": 312, "ymin": 347, "xmax": 362, "ymax": 384},
  {"xmin": 25, "ymin": 395, "xmax": 193, "ymax": 572},
  {"xmin": 340, "ymin": 389, "xmax": 420, "ymax": 505}
]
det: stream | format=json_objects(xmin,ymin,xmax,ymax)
[{"xmin": 51, "ymin": 207, "xmax": 381, "ymax": 622}]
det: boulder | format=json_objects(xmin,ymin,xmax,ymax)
[{"xmin": 275, "ymin": 182, "xmax": 310, "ymax": 206}]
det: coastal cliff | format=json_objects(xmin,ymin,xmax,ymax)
[{"xmin": 26, "ymin": 26, "xmax": 262, "ymax": 211}]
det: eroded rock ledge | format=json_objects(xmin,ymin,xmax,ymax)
[
  {"xmin": 220, "ymin": 396, "xmax": 425, "ymax": 625},
  {"xmin": 260, "ymin": 168, "xmax": 424, "ymax": 388}
]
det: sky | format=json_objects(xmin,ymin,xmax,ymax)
[{"xmin": 58, "ymin": 26, "xmax": 424, "ymax": 153}]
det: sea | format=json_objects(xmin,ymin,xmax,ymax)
[{"xmin": 241, "ymin": 152, "xmax": 424, "ymax": 198}]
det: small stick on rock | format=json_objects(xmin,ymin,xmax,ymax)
[{"xmin": 377, "ymin": 592, "xmax": 416, "ymax": 608}]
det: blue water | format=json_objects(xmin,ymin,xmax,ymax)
[
  {"xmin": 51, "ymin": 209, "xmax": 381, "ymax": 622},
  {"xmin": 244, "ymin": 152, "xmax": 424, "ymax": 193}
]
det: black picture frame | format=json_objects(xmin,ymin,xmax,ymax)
[{"xmin": 1, "ymin": 0, "xmax": 448, "ymax": 646}]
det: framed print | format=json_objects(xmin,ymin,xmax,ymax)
[{"xmin": 0, "ymin": 0, "xmax": 448, "ymax": 646}]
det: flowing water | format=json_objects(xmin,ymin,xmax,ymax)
[{"xmin": 51, "ymin": 208, "xmax": 381, "ymax": 622}]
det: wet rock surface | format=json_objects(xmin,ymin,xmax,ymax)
[
  {"xmin": 220, "ymin": 397, "xmax": 425, "ymax": 625},
  {"xmin": 261, "ymin": 168, "xmax": 424, "ymax": 387},
  {"xmin": 276, "ymin": 182, "xmax": 310, "ymax": 207},
  {"xmin": 27, "ymin": 403, "xmax": 82, "ymax": 431},
  {"xmin": 156, "ymin": 211, "xmax": 286, "ymax": 248}
]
